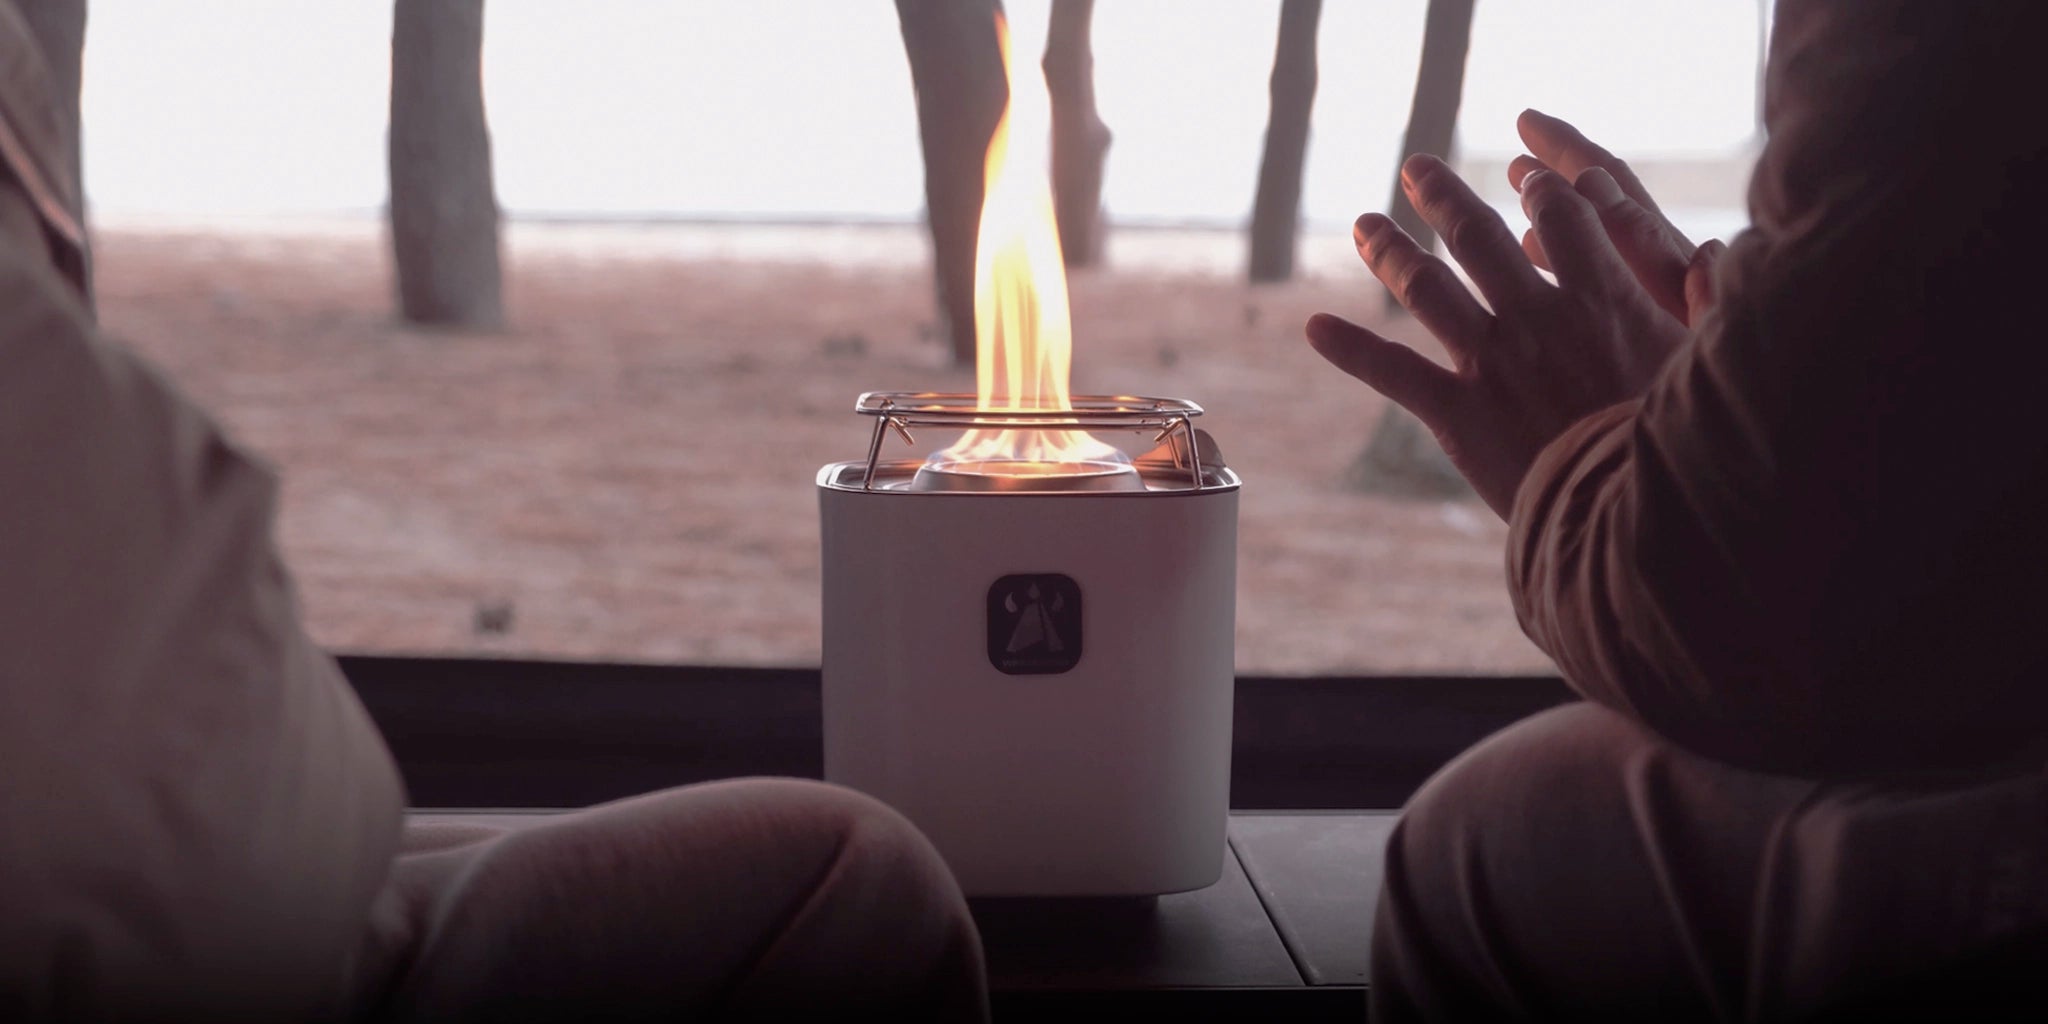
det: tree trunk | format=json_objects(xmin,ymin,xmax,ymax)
[
  {"xmin": 14, "ymin": 0, "xmax": 85, "ymax": 208},
  {"xmin": 1353, "ymin": 0, "xmax": 1478, "ymax": 499},
  {"xmin": 895, "ymin": 0, "xmax": 1006, "ymax": 365},
  {"xmin": 1755, "ymin": 0, "xmax": 1771, "ymax": 136},
  {"xmin": 389, "ymin": 0, "xmax": 502, "ymax": 329},
  {"xmin": 1344, "ymin": 397, "xmax": 1471, "ymax": 498},
  {"xmin": 1043, "ymin": 0, "xmax": 1109, "ymax": 269},
  {"xmin": 1386, "ymin": 0, "xmax": 1476, "ymax": 253},
  {"xmin": 1247, "ymin": 0, "xmax": 1321, "ymax": 284}
]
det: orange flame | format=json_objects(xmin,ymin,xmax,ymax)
[{"xmin": 930, "ymin": 14, "xmax": 1124, "ymax": 469}]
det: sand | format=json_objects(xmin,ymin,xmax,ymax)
[{"xmin": 93, "ymin": 219, "xmax": 1552, "ymax": 675}]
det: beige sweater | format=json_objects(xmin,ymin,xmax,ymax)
[
  {"xmin": 1510, "ymin": 1, "xmax": 2048, "ymax": 780},
  {"xmin": 0, "ymin": 6, "xmax": 404, "ymax": 1018}
]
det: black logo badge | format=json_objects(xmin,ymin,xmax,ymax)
[{"xmin": 987, "ymin": 574, "xmax": 1083, "ymax": 675}]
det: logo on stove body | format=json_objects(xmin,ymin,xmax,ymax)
[{"xmin": 987, "ymin": 574, "xmax": 1083, "ymax": 675}]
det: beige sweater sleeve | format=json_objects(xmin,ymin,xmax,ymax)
[
  {"xmin": 1507, "ymin": 1, "xmax": 2048, "ymax": 779},
  {"xmin": 0, "ymin": 0, "xmax": 88, "ymax": 296},
  {"xmin": 0, "ymin": 223, "xmax": 404, "ymax": 1017}
]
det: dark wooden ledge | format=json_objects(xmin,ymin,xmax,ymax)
[{"xmin": 339, "ymin": 654, "xmax": 1571, "ymax": 810}]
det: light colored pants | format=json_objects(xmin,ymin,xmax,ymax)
[
  {"xmin": 351, "ymin": 778, "xmax": 989, "ymax": 1022},
  {"xmin": 1373, "ymin": 703, "xmax": 2048, "ymax": 1022}
]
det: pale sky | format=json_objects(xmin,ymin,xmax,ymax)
[{"xmin": 79, "ymin": 1, "xmax": 1764, "ymax": 226}]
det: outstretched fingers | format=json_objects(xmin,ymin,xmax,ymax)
[
  {"xmin": 1684, "ymin": 239, "xmax": 1727, "ymax": 325},
  {"xmin": 1400, "ymin": 154, "xmax": 1548, "ymax": 312},
  {"xmin": 1507, "ymin": 154, "xmax": 1549, "ymax": 193},
  {"xmin": 1352, "ymin": 212, "xmax": 1492, "ymax": 363},
  {"xmin": 1512, "ymin": 129, "xmax": 1696, "ymax": 320},
  {"xmin": 1519, "ymin": 169, "xmax": 1637, "ymax": 299},
  {"xmin": 1515, "ymin": 109, "xmax": 1678, "ymax": 231},
  {"xmin": 1508, "ymin": 155, "xmax": 1559, "ymax": 271},
  {"xmin": 1574, "ymin": 167, "xmax": 1694, "ymax": 320},
  {"xmin": 1305, "ymin": 313, "xmax": 1460, "ymax": 427},
  {"xmin": 1520, "ymin": 229, "xmax": 1552, "ymax": 272}
]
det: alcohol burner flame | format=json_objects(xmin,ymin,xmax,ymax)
[{"xmin": 922, "ymin": 12, "xmax": 1131, "ymax": 483}]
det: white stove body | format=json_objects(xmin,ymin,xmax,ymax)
[{"xmin": 818, "ymin": 461, "xmax": 1238, "ymax": 896}]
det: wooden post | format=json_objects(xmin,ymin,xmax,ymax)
[
  {"xmin": 1248, "ymin": 0, "xmax": 1321, "ymax": 283},
  {"xmin": 1352, "ymin": 0, "xmax": 1479, "ymax": 499},
  {"xmin": 389, "ymin": 0, "xmax": 503, "ymax": 329},
  {"xmin": 1385, "ymin": 0, "xmax": 1477, "ymax": 254},
  {"xmin": 1044, "ymin": 0, "xmax": 1110, "ymax": 268},
  {"xmin": 895, "ymin": 0, "xmax": 1006, "ymax": 366}
]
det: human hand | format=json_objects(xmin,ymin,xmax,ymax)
[
  {"xmin": 1305, "ymin": 153, "xmax": 1705, "ymax": 518},
  {"xmin": 1510, "ymin": 108, "xmax": 1719, "ymax": 324}
]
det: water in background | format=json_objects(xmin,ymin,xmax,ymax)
[{"xmin": 82, "ymin": 0, "xmax": 1763, "ymax": 237}]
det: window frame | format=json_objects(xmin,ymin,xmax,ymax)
[{"xmin": 340, "ymin": 654, "xmax": 1572, "ymax": 809}]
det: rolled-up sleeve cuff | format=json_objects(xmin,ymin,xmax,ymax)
[{"xmin": 1506, "ymin": 400, "xmax": 1641, "ymax": 674}]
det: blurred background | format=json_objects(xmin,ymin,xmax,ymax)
[{"xmin": 75, "ymin": 0, "xmax": 1770, "ymax": 673}]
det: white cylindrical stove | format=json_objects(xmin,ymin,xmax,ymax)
[{"xmin": 818, "ymin": 392, "xmax": 1239, "ymax": 897}]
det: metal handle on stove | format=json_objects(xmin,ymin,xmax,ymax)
[{"xmin": 854, "ymin": 392, "xmax": 1213, "ymax": 492}]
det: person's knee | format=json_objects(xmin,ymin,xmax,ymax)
[
  {"xmin": 1374, "ymin": 702, "xmax": 1663, "ymax": 1020},
  {"xmin": 631, "ymin": 777, "xmax": 972, "ymax": 949},
  {"xmin": 733, "ymin": 777, "xmax": 967, "ymax": 915},
  {"xmin": 396, "ymin": 780, "xmax": 981, "ymax": 1013},
  {"xmin": 427, "ymin": 777, "xmax": 970, "ymax": 946},
  {"xmin": 701, "ymin": 780, "xmax": 986, "ymax": 1018},
  {"xmin": 1384, "ymin": 702, "xmax": 1635, "ymax": 908},
  {"xmin": 1395, "ymin": 701, "xmax": 1650, "ymax": 858}
]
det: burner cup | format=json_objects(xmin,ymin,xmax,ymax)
[{"xmin": 909, "ymin": 458, "xmax": 1144, "ymax": 493}]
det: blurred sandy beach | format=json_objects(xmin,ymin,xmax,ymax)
[{"xmin": 94, "ymin": 217, "xmax": 1558, "ymax": 674}]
